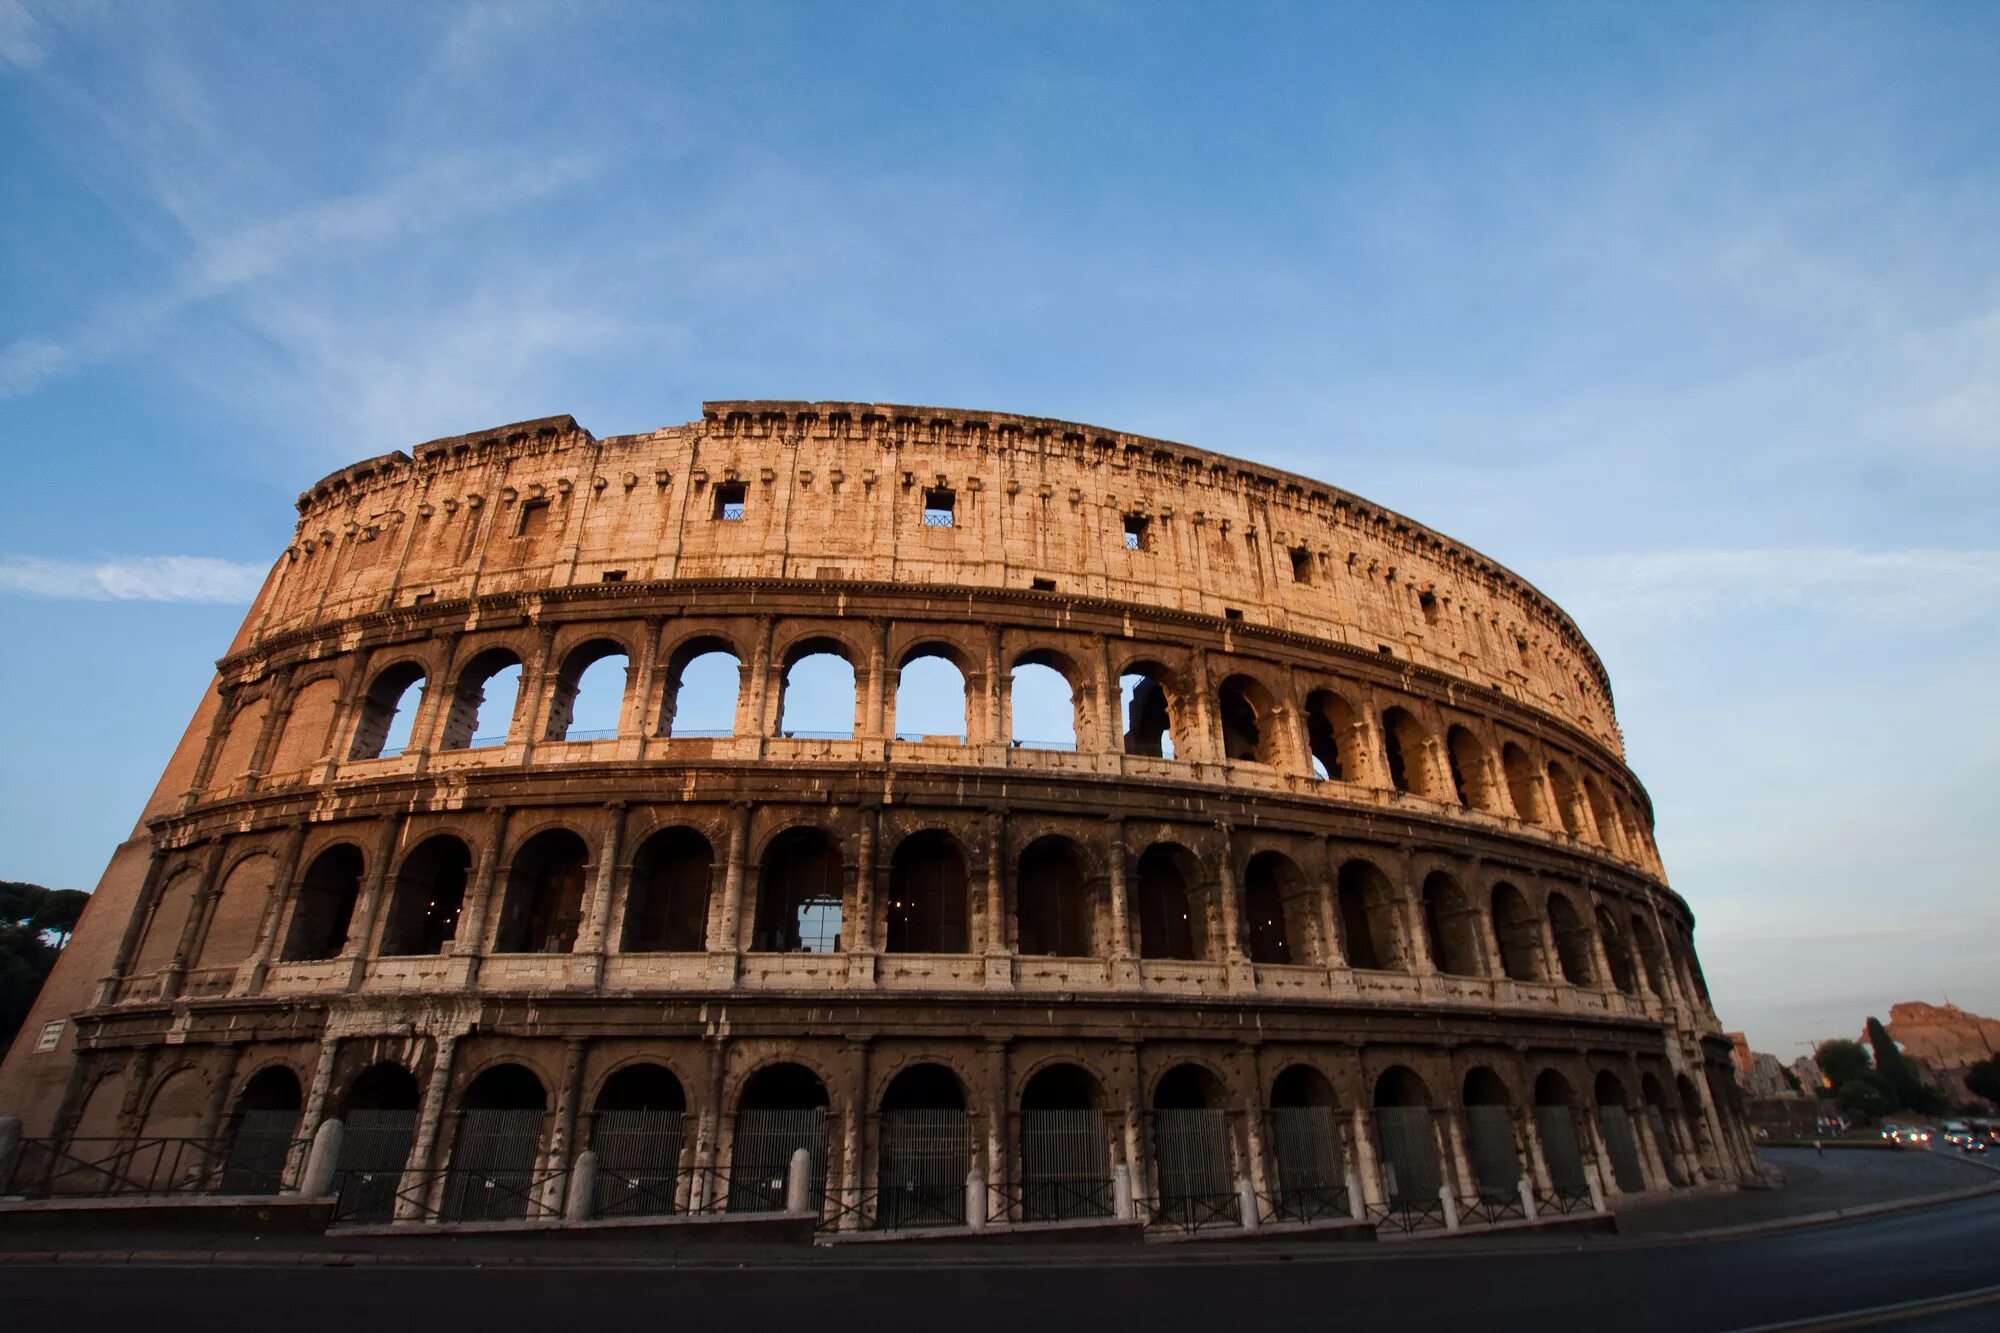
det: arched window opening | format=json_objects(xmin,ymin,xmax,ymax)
[
  {"xmin": 1268, "ymin": 1066, "xmax": 1344, "ymax": 1221},
  {"xmin": 893, "ymin": 651, "xmax": 968, "ymax": 742},
  {"xmin": 1584, "ymin": 778, "xmax": 1623, "ymax": 852},
  {"xmin": 349, "ymin": 662, "xmax": 425, "ymax": 760},
  {"xmin": 729, "ymin": 1063, "xmax": 829, "ymax": 1213},
  {"xmin": 1244, "ymin": 851, "xmax": 1318, "ymax": 966},
  {"xmin": 1152, "ymin": 1065, "xmax": 1235, "ymax": 1226},
  {"xmin": 592, "ymin": 1064, "xmax": 688, "ymax": 1219},
  {"xmin": 622, "ymin": 828, "xmax": 713, "ymax": 953},
  {"xmin": 661, "ymin": 642, "xmax": 741, "ymax": 738},
  {"xmin": 1135, "ymin": 844, "xmax": 1205, "ymax": 961},
  {"xmin": 221, "ymin": 1066, "xmax": 302, "ymax": 1194},
  {"xmin": 379, "ymin": 836, "xmax": 472, "ymax": 957},
  {"xmin": 1461, "ymin": 1069, "xmax": 1520, "ymax": 1201},
  {"xmin": 332, "ymin": 1063, "xmax": 421, "ymax": 1224},
  {"xmin": 1490, "ymin": 882, "xmax": 1543, "ymax": 982},
  {"xmin": 1548, "ymin": 763, "xmax": 1585, "ymax": 837},
  {"xmin": 440, "ymin": 649, "xmax": 522, "ymax": 750},
  {"xmin": 1501, "ymin": 744, "xmax": 1546, "ymax": 824},
  {"xmin": 1019, "ymin": 1064, "xmax": 1111, "ymax": 1221},
  {"xmin": 1010, "ymin": 655, "xmax": 1078, "ymax": 751},
  {"xmin": 778, "ymin": 647, "xmax": 856, "ymax": 739},
  {"xmin": 1304, "ymin": 690, "xmax": 1360, "ymax": 782},
  {"xmin": 281, "ymin": 845, "xmax": 363, "ymax": 962},
  {"xmin": 546, "ymin": 639, "xmax": 629, "ymax": 741},
  {"xmin": 1597, "ymin": 907, "xmax": 1639, "ymax": 994},
  {"xmin": 443, "ymin": 1064, "xmax": 547, "ymax": 1222},
  {"xmin": 1372, "ymin": 1067, "xmax": 1442, "ymax": 1205},
  {"xmin": 196, "ymin": 854, "xmax": 275, "ymax": 970},
  {"xmin": 1016, "ymin": 836, "xmax": 1094, "ymax": 957},
  {"xmin": 885, "ymin": 831, "xmax": 969, "ymax": 953},
  {"xmin": 752, "ymin": 827, "xmax": 844, "ymax": 953},
  {"xmin": 1631, "ymin": 916, "xmax": 1668, "ymax": 997},
  {"xmin": 130, "ymin": 871, "xmax": 200, "ymax": 976},
  {"xmin": 1336, "ymin": 861, "xmax": 1403, "ymax": 972},
  {"xmin": 1217, "ymin": 674, "xmax": 1278, "ymax": 765},
  {"xmin": 1382, "ymin": 707, "xmax": 1439, "ymax": 798},
  {"xmin": 1546, "ymin": 892, "xmax": 1595, "ymax": 986},
  {"xmin": 1593, "ymin": 1071, "xmax": 1647, "ymax": 1192},
  {"xmin": 1446, "ymin": 726, "xmax": 1493, "ymax": 810},
  {"xmin": 1532, "ymin": 1071, "xmax": 1591, "ymax": 1194},
  {"xmin": 1640, "ymin": 1074, "xmax": 1684, "ymax": 1187},
  {"xmin": 492, "ymin": 828, "xmax": 590, "ymax": 954},
  {"xmin": 878, "ymin": 1064, "xmax": 969, "ymax": 1228},
  {"xmin": 1119, "ymin": 664, "xmax": 1177, "ymax": 759},
  {"xmin": 1420, "ymin": 872, "xmax": 1486, "ymax": 977}
]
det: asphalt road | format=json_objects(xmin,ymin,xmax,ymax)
[{"xmin": 7, "ymin": 1188, "xmax": 2000, "ymax": 1333}]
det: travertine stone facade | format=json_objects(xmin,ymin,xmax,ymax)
[{"xmin": 0, "ymin": 402, "xmax": 1756, "ymax": 1223}]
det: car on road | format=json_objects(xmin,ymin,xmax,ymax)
[{"xmin": 1961, "ymin": 1138, "xmax": 1988, "ymax": 1155}]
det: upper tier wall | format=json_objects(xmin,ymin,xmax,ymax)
[{"xmin": 267, "ymin": 402, "xmax": 1624, "ymax": 756}]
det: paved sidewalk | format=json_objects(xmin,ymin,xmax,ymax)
[{"xmin": 1612, "ymin": 1145, "xmax": 1998, "ymax": 1237}]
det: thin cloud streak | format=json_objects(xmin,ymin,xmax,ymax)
[
  {"xmin": 0, "ymin": 555, "xmax": 266, "ymax": 603},
  {"xmin": 1548, "ymin": 548, "xmax": 2000, "ymax": 627}
]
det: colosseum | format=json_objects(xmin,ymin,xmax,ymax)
[{"xmin": 0, "ymin": 400, "xmax": 1755, "ymax": 1237}]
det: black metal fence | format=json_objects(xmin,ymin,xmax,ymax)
[{"xmin": 4, "ymin": 1134, "xmax": 309, "ymax": 1200}]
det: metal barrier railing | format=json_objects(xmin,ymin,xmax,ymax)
[
  {"xmin": 1459, "ymin": 1189, "xmax": 1528, "ymax": 1227},
  {"xmin": 4, "ymin": 1135, "xmax": 310, "ymax": 1200},
  {"xmin": 988, "ymin": 1176, "xmax": 1117, "ymax": 1225},
  {"xmin": 1368, "ymin": 1196, "xmax": 1450, "ymax": 1234},
  {"xmin": 1535, "ymin": 1183, "xmax": 1597, "ymax": 1217},
  {"xmin": 1262, "ymin": 1183, "xmax": 1353, "ymax": 1224},
  {"xmin": 328, "ymin": 1165, "xmax": 570, "ymax": 1225},
  {"xmin": 1140, "ymin": 1191, "xmax": 1241, "ymax": 1234}
]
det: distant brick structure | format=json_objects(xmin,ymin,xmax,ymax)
[
  {"xmin": 1884, "ymin": 1002, "xmax": 2000, "ymax": 1107},
  {"xmin": 0, "ymin": 402, "xmax": 1754, "ymax": 1227}
]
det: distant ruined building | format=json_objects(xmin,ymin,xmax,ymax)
[
  {"xmin": 1883, "ymin": 1001, "xmax": 2000, "ymax": 1106},
  {"xmin": 0, "ymin": 402, "xmax": 1756, "ymax": 1233}
]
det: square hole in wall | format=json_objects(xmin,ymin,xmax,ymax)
[
  {"xmin": 922, "ymin": 487, "xmax": 955, "ymax": 527},
  {"xmin": 712, "ymin": 481, "xmax": 747, "ymax": 520},
  {"xmin": 601, "ymin": 570, "xmax": 627, "ymax": 583},
  {"xmin": 515, "ymin": 498, "xmax": 550, "ymax": 538},
  {"xmin": 1123, "ymin": 513, "xmax": 1150, "ymax": 551},
  {"xmin": 1224, "ymin": 607, "xmax": 1244, "ymax": 621},
  {"xmin": 1419, "ymin": 590, "xmax": 1439, "ymax": 624},
  {"xmin": 1031, "ymin": 577, "xmax": 1057, "ymax": 591},
  {"xmin": 1290, "ymin": 545, "xmax": 1313, "ymax": 584}
]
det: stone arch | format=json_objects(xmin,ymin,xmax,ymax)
[
  {"xmin": 221, "ymin": 1065, "xmax": 303, "ymax": 1194},
  {"xmin": 1243, "ymin": 849, "xmax": 1322, "ymax": 965},
  {"xmin": 1420, "ymin": 871, "xmax": 1486, "ymax": 977},
  {"xmin": 130, "ymin": 867, "xmax": 202, "ymax": 977},
  {"xmin": 194, "ymin": 851, "xmax": 276, "ymax": 970},
  {"xmin": 1501, "ymin": 743, "xmax": 1547, "ymax": 824},
  {"xmin": 1009, "ymin": 647, "xmax": 1084, "ymax": 750},
  {"xmin": 443, "ymin": 1063, "xmax": 549, "ymax": 1222},
  {"xmin": 1303, "ymin": 687, "xmax": 1365, "ymax": 783},
  {"xmin": 1629, "ymin": 914, "xmax": 1668, "ymax": 997},
  {"xmin": 1380, "ymin": 705, "xmax": 1438, "ymax": 798},
  {"xmin": 777, "ymin": 635, "xmax": 858, "ymax": 738},
  {"xmin": 892, "ymin": 641, "xmax": 974, "ymax": 742},
  {"xmin": 751, "ymin": 825, "xmax": 845, "ymax": 953},
  {"xmin": 1489, "ymin": 881, "xmax": 1543, "ymax": 982},
  {"xmin": 1216, "ymin": 672, "xmax": 1281, "ymax": 765},
  {"xmin": 439, "ymin": 646, "xmax": 523, "ymax": 750},
  {"xmin": 876, "ymin": 1062, "xmax": 971, "ymax": 1226},
  {"xmin": 205, "ymin": 694, "xmax": 271, "ymax": 791},
  {"xmin": 379, "ymin": 834, "xmax": 473, "ymax": 957},
  {"xmin": 1445, "ymin": 725, "xmax": 1497, "ymax": 811},
  {"xmin": 1015, "ymin": 833, "xmax": 1097, "ymax": 958},
  {"xmin": 885, "ymin": 828, "xmax": 970, "ymax": 954},
  {"xmin": 1639, "ymin": 1072, "xmax": 1684, "ymax": 1185},
  {"xmin": 348, "ymin": 660, "xmax": 426, "ymax": 760},
  {"xmin": 339, "ymin": 1062, "xmax": 422, "ymax": 1115},
  {"xmin": 1532, "ymin": 1069, "xmax": 1592, "ymax": 1192},
  {"xmin": 623, "ymin": 827, "xmax": 714, "ymax": 953},
  {"xmin": 1460, "ymin": 1067, "xmax": 1521, "ymax": 1199},
  {"xmin": 268, "ymin": 674, "xmax": 342, "ymax": 776},
  {"xmin": 1371, "ymin": 1066, "xmax": 1442, "ymax": 1205},
  {"xmin": 1583, "ymin": 777, "xmax": 1624, "ymax": 853},
  {"xmin": 1135, "ymin": 841, "xmax": 1208, "ymax": 961},
  {"xmin": 281, "ymin": 843, "xmax": 364, "ymax": 962},
  {"xmin": 589, "ymin": 1061, "xmax": 689, "ymax": 1217},
  {"xmin": 1118, "ymin": 657, "xmax": 1182, "ymax": 759},
  {"xmin": 1592, "ymin": 1070, "xmax": 1646, "ymax": 1192},
  {"xmin": 1017, "ymin": 1061, "xmax": 1113, "ymax": 1222},
  {"xmin": 659, "ymin": 633, "xmax": 743, "ymax": 737},
  {"xmin": 1596, "ymin": 905, "xmax": 1639, "ymax": 994},
  {"xmin": 728, "ymin": 1062, "xmax": 831, "ymax": 1214},
  {"xmin": 1546, "ymin": 891, "xmax": 1595, "ymax": 986},
  {"xmin": 1150, "ymin": 1063, "xmax": 1237, "ymax": 1221},
  {"xmin": 492, "ymin": 826, "xmax": 591, "ymax": 954},
  {"xmin": 1266, "ymin": 1064, "xmax": 1346, "ymax": 1219},
  {"xmin": 141, "ymin": 1065, "xmax": 208, "ymax": 1139},
  {"xmin": 1547, "ymin": 761, "xmax": 1586, "ymax": 837},
  {"xmin": 72, "ymin": 1068, "xmax": 128, "ymax": 1141},
  {"xmin": 544, "ymin": 635, "xmax": 632, "ymax": 741},
  {"xmin": 1335, "ymin": 858, "xmax": 1405, "ymax": 972}
]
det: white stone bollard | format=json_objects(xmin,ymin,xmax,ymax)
[
  {"xmin": 1587, "ymin": 1172, "xmax": 1607, "ymax": 1215},
  {"xmin": 784, "ymin": 1148, "xmax": 813, "ymax": 1216},
  {"xmin": 1112, "ymin": 1162, "xmax": 1134, "ymax": 1220},
  {"xmin": 1440, "ymin": 1183, "xmax": 1459, "ymax": 1231},
  {"xmin": 1237, "ymin": 1175, "xmax": 1260, "ymax": 1230},
  {"xmin": 1345, "ymin": 1171, "xmax": 1365, "ymax": 1221},
  {"xmin": 1518, "ymin": 1176, "xmax": 1538, "ymax": 1223},
  {"xmin": 0, "ymin": 1115, "xmax": 21, "ymax": 1192},
  {"xmin": 966, "ymin": 1167, "xmax": 987, "ymax": 1231},
  {"xmin": 565, "ymin": 1148, "xmax": 598, "ymax": 1223},
  {"xmin": 298, "ymin": 1117, "xmax": 344, "ymax": 1198}
]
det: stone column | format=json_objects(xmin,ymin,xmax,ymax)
[
  {"xmin": 238, "ymin": 822, "xmax": 310, "ymax": 996},
  {"xmin": 864, "ymin": 618, "xmax": 889, "ymax": 739},
  {"xmin": 1584, "ymin": 892, "xmax": 1618, "ymax": 991},
  {"xmin": 299, "ymin": 1036, "xmax": 343, "ymax": 1134},
  {"xmin": 848, "ymin": 805, "xmax": 879, "ymax": 984},
  {"xmin": 837, "ymin": 1041, "xmax": 869, "ymax": 1230},
  {"xmin": 1439, "ymin": 1106, "xmax": 1476, "ymax": 1198},
  {"xmin": 575, "ymin": 803, "xmax": 629, "ymax": 986},
  {"xmin": 451, "ymin": 806, "xmax": 511, "ymax": 989},
  {"xmin": 709, "ymin": 802, "xmax": 752, "ymax": 980},
  {"xmin": 399, "ymin": 1033, "xmax": 459, "ymax": 1222},
  {"xmin": 1349, "ymin": 1108, "xmax": 1384, "ymax": 1208},
  {"xmin": 1400, "ymin": 851, "xmax": 1438, "ymax": 978},
  {"xmin": 161, "ymin": 840, "xmax": 229, "ymax": 1002},
  {"xmin": 983, "ymin": 1040, "xmax": 1008, "ymax": 1220},
  {"xmin": 543, "ymin": 1039, "xmax": 588, "ymax": 1214},
  {"xmin": 983, "ymin": 809, "xmax": 1010, "ymax": 987},
  {"xmin": 341, "ymin": 814, "xmax": 408, "ymax": 979},
  {"xmin": 1519, "ymin": 1106, "xmax": 1553, "ymax": 1192},
  {"xmin": 984, "ymin": 623, "xmax": 1005, "ymax": 754},
  {"xmin": 1105, "ymin": 819, "xmax": 1136, "ymax": 986},
  {"xmin": 514, "ymin": 624, "xmax": 559, "ymax": 760},
  {"xmin": 628, "ymin": 616, "xmax": 664, "ymax": 751},
  {"xmin": 742, "ymin": 615, "xmax": 775, "ymax": 740},
  {"xmin": 1091, "ymin": 633, "xmax": 1118, "ymax": 755},
  {"xmin": 96, "ymin": 844, "xmax": 171, "ymax": 1007}
]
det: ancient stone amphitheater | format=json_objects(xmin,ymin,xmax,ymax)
[{"xmin": 0, "ymin": 401, "xmax": 1755, "ymax": 1236}]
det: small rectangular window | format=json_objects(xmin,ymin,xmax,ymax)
[
  {"xmin": 601, "ymin": 570, "xmax": 627, "ymax": 583},
  {"xmin": 1123, "ymin": 514, "xmax": 1150, "ymax": 551},
  {"xmin": 35, "ymin": 1018, "xmax": 64, "ymax": 1052},
  {"xmin": 1224, "ymin": 607, "xmax": 1244, "ymax": 621},
  {"xmin": 411, "ymin": 591, "xmax": 435, "ymax": 606},
  {"xmin": 712, "ymin": 482, "xmax": 747, "ymax": 520},
  {"xmin": 1290, "ymin": 546, "xmax": 1313, "ymax": 584},
  {"xmin": 1419, "ymin": 590, "xmax": 1439, "ymax": 624},
  {"xmin": 515, "ymin": 499, "xmax": 549, "ymax": 538},
  {"xmin": 1031, "ymin": 577, "xmax": 1057, "ymax": 591},
  {"xmin": 922, "ymin": 487, "xmax": 955, "ymax": 528}
]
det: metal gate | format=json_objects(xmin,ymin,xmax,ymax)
[
  {"xmin": 441, "ymin": 1108, "xmax": 545, "ymax": 1222},
  {"xmin": 1596, "ymin": 1104, "xmax": 1647, "ymax": 1192},
  {"xmin": 219, "ymin": 1109, "xmax": 300, "ymax": 1194},
  {"xmin": 878, "ymin": 1109, "xmax": 969, "ymax": 1228},
  {"xmin": 727, "ymin": 1108, "xmax": 827, "ymax": 1213},
  {"xmin": 1018, "ymin": 1109, "xmax": 1111, "ymax": 1221},
  {"xmin": 1645, "ymin": 1106, "xmax": 1683, "ymax": 1186},
  {"xmin": 332, "ymin": 1108, "xmax": 416, "ymax": 1223},
  {"xmin": 1267, "ymin": 1107, "xmax": 1346, "ymax": 1220},
  {"xmin": 1533, "ymin": 1105, "xmax": 1590, "ymax": 1191},
  {"xmin": 592, "ymin": 1110, "xmax": 687, "ymax": 1217},
  {"xmin": 1373, "ymin": 1106, "xmax": 1443, "ymax": 1204},
  {"xmin": 1463, "ymin": 1105, "xmax": 1521, "ymax": 1198},
  {"xmin": 1152, "ymin": 1109, "xmax": 1237, "ymax": 1226}
]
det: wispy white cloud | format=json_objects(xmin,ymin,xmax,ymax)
[
  {"xmin": 1548, "ymin": 548, "xmax": 2000, "ymax": 628},
  {"xmin": 0, "ymin": 0, "xmax": 50, "ymax": 69},
  {"xmin": 0, "ymin": 555, "xmax": 266, "ymax": 603}
]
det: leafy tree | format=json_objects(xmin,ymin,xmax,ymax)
[
  {"xmin": 1967, "ymin": 1056, "xmax": 2000, "ymax": 1107},
  {"xmin": 1837, "ymin": 1072, "xmax": 1891, "ymax": 1119},
  {"xmin": 0, "ymin": 880, "xmax": 83, "ymax": 1058},
  {"xmin": 32, "ymin": 889, "xmax": 88, "ymax": 948},
  {"xmin": 1815, "ymin": 1039, "xmax": 1872, "ymax": 1090},
  {"xmin": 1864, "ymin": 1017, "xmax": 1926, "ymax": 1111}
]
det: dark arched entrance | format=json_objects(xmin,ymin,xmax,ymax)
[
  {"xmin": 728, "ymin": 1063, "xmax": 830, "ymax": 1213},
  {"xmin": 220, "ymin": 1066, "xmax": 302, "ymax": 1194},
  {"xmin": 443, "ymin": 1064, "xmax": 548, "ymax": 1222},
  {"xmin": 1018, "ymin": 1064, "xmax": 1112, "ymax": 1222},
  {"xmin": 1151, "ymin": 1065, "xmax": 1237, "ymax": 1227},
  {"xmin": 1372, "ymin": 1067, "xmax": 1443, "ymax": 1208},
  {"xmin": 877, "ymin": 1064, "xmax": 969, "ymax": 1228},
  {"xmin": 332, "ymin": 1062, "xmax": 421, "ymax": 1223},
  {"xmin": 591, "ymin": 1063, "xmax": 688, "ymax": 1217},
  {"xmin": 1594, "ymin": 1071, "xmax": 1647, "ymax": 1193},
  {"xmin": 1267, "ymin": 1065, "xmax": 1344, "ymax": 1220},
  {"xmin": 1532, "ymin": 1070, "xmax": 1592, "ymax": 1200},
  {"xmin": 1461, "ymin": 1068, "xmax": 1521, "ymax": 1202}
]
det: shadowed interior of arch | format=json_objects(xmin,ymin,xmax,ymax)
[
  {"xmin": 547, "ymin": 640, "xmax": 629, "ymax": 741},
  {"xmin": 349, "ymin": 662, "xmax": 424, "ymax": 760},
  {"xmin": 1119, "ymin": 666, "xmax": 1176, "ymax": 758}
]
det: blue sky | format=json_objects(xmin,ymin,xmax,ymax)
[{"xmin": 2, "ymin": 2, "xmax": 1996, "ymax": 1057}]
